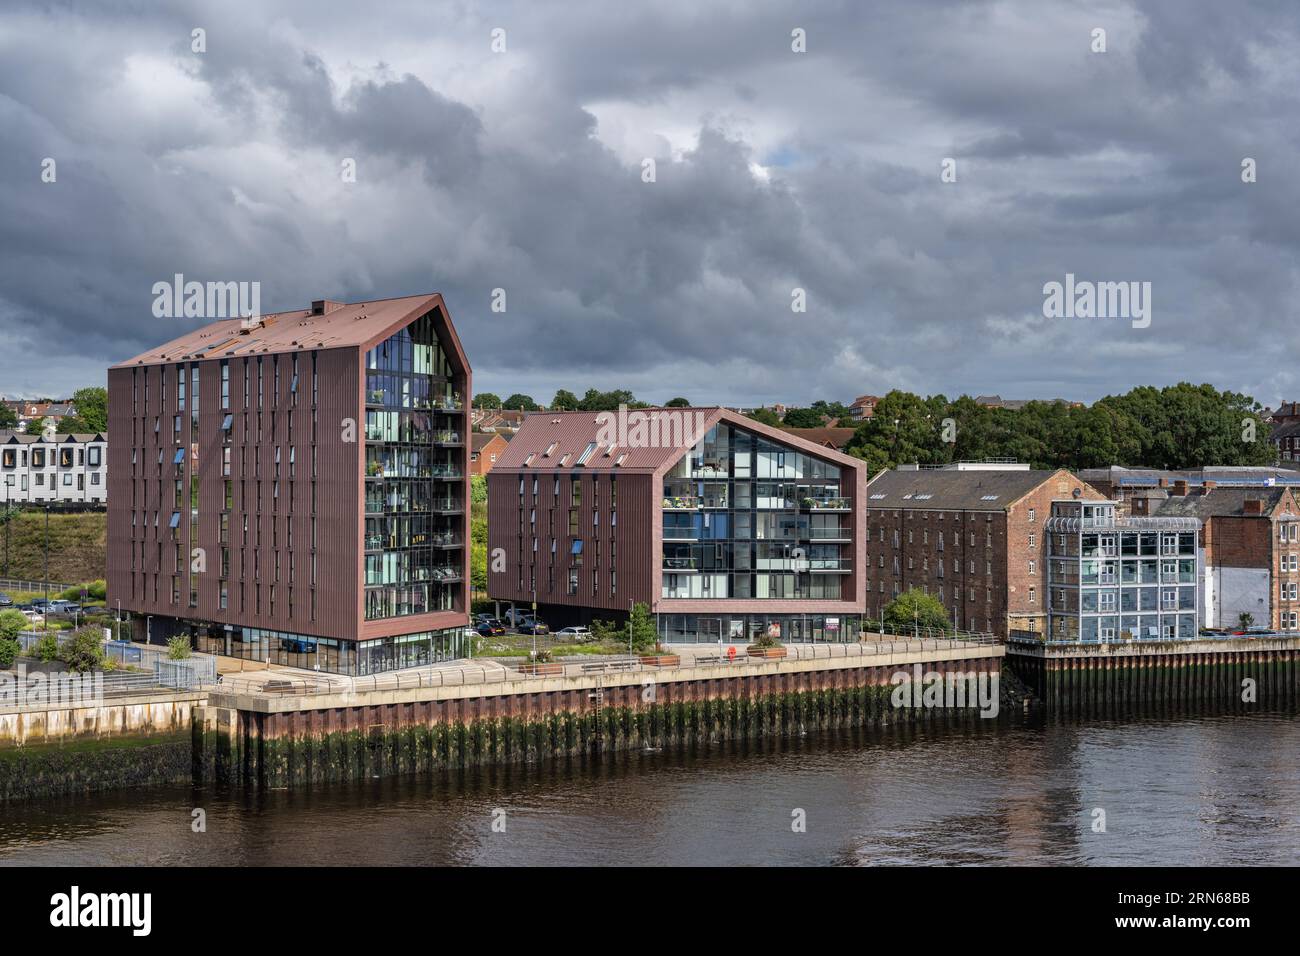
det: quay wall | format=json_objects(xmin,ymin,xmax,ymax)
[
  {"xmin": 1006, "ymin": 637, "xmax": 1300, "ymax": 717},
  {"xmin": 197, "ymin": 648, "xmax": 1005, "ymax": 789},
  {"xmin": 0, "ymin": 691, "xmax": 206, "ymax": 801}
]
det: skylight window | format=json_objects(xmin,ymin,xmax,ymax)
[
  {"xmin": 575, "ymin": 442, "xmax": 598, "ymax": 466},
  {"xmin": 869, "ymin": 493, "xmax": 887, "ymax": 499},
  {"xmin": 544, "ymin": 442, "xmax": 558, "ymax": 457},
  {"xmin": 980, "ymin": 494, "xmax": 1000, "ymax": 501}
]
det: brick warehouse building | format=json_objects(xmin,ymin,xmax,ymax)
[
  {"xmin": 863, "ymin": 464, "xmax": 1106, "ymax": 637},
  {"xmin": 108, "ymin": 293, "xmax": 471, "ymax": 675},
  {"xmin": 487, "ymin": 407, "xmax": 866, "ymax": 643}
]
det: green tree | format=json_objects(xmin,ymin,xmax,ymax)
[
  {"xmin": 62, "ymin": 386, "xmax": 108, "ymax": 432},
  {"xmin": 471, "ymin": 541, "xmax": 488, "ymax": 593},
  {"xmin": 33, "ymin": 632, "xmax": 60, "ymax": 663},
  {"xmin": 0, "ymin": 608, "xmax": 27, "ymax": 668},
  {"xmin": 780, "ymin": 407, "xmax": 824, "ymax": 428},
  {"xmin": 0, "ymin": 608, "xmax": 28, "ymax": 642},
  {"xmin": 881, "ymin": 588, "xmax": 953, "ymax": 634},
  {"xmin": 24, "ymin": 418, "xmax": 47, "ymax": 436},
  {"xmin": 747, "ymin": 407, "xmax": 782, "ymax": 427},
  {"xmin": 577, "ymin": 388, "xmax": 642, "ymax": 411},
  {"xmin": 470, "ymin": 475, "xmax": 488, "ymax": 593},
  {"xmin": 551, "ymin": 389, "xmax": 580, "ymax": 411},
  {"xmin": 502, "ymin": 393, "xmax": 539, "ymax": 411},
  {"xmin": 846, "ymin": 390, "xmax": 950, "ymax": 472},
  {"xmin": 60, "ymin": 626, "xmax": 107, "ymax": 673},
  {"xmin": 627, "ymin": 601, "xmax": 658, "ymax": 652},
  {"xmin": 473, "ymin": 392, "xmax": 503, "ymax": 409},
  {"xmin": 810, "ymin": 399, "xmax": 853, "ymax": 424},
  {"xmin": 664, "ymin": 396, "xmax": 691, "ymax": 408},
  {"xmin": 0, "ymin": 404, "xmax": 16, "ymax": 430},
  {"xmin": 167, "ymin": 636, "xmax": 192, "ymax": 660}
]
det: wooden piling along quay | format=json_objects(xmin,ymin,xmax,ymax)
[
  {"xmin": 194, "ymin": 648, "xmax": 1004, "ymax": 789},
  {"xmin": 1005, "ymin": 636, "xmax": 1300, "ymax": 718}
]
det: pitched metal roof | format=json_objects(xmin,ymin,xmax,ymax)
[
  {"xmin": 865, "ymin": 468, "xmax": 1086, "ymax": 511},
  {"xmin": 493, "ymin": 407, "xmax": 866, "ymax": 476},
  {"xmin": 112, "ymin": 293, "xmax": 466, "ymax": 368}
]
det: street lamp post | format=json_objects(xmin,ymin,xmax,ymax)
[
  {"xmin": 42, "ymin": 505, "xmax": 49, "ymax": 632},
  {"xmin": 2, "ymin": 475, "xmax": 12, "ymax": 578}
]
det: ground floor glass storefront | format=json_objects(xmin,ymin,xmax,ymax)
[
  {"xmin": 656, "ymin": 612, "xmax": 862, "ymax": 644},
  {"xmin": 183, "ymin": 619, "xmax": 471, "ymax": 675}
]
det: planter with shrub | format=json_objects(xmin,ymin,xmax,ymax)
[{"xmin": 746, "ymin": 632, "xmax": 787, "ymax": 659}]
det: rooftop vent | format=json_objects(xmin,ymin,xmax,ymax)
[{"xmin": 311, "ymin": 299, "xmax": 345, "ymax": 316}]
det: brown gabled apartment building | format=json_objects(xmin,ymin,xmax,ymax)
[
  {"xmin": 107, "ymin": 293, "xmax": 471, "ymax": 675},
  {"xmin": 487, "ymin": 406, "xmax": 866, "ymax": 643},
  {"xmin": 863, "ymin": 464, "xmax": 1105, "ymax": 637},
  {"xmin": 1133, "ymin": 481, "xmax": 1300, "ymax": 631}
]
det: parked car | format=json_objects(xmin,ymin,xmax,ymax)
[
  {"xmin": 555, "ymin": 626, "xmax": 593, "ymax": 643},
  {"xmin": 517, "ymin": 621, "xmax": 549, "ymax": 636},
  {"xmin": 476, "ymin": 621, "xmax": 506, "ymax": 636},
  {"xmin": 30, "ymin": 598, "xmax": 52, "ymax": 610},
  {"xmin": 47, "ymin": 600, "xmax": 77, "ymax": 614},
  {"xmin": 0, "ymin": 593, "xmax": 11, "ymax": 607}
]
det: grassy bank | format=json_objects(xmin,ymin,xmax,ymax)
[{"xmin": 0, "ymin": 511, "xmax": 106, "ymax": 583}]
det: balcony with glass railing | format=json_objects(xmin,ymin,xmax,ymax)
[
  {"xmin": 801, "ymin": 496, "xmax": 851, "ymax": 511},
  {"xmin": 807, "ymin": 525, "xmax": 851, "ymax": 540},
  {"xmin": 662, "ymin": 495, "xmax": 701, "ymax": 510}
]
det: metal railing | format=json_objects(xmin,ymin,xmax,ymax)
[
  {"xmin": 14, "ymin": 631, "xmax": 218, "ymax": 690},
  {"xmin": 208, "ymin": 629, "xmax": 1005, "ymax": 699},
  {"xmin": 0, "ymin": 578, "xmax": 75, "ymax": 594}
]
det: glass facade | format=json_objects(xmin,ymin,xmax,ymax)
[
  {"xmin": 657, "ymin": 612, "xmax": 861, "ymax": 644},
  {"xmin": 363, "ymin": 312, "xmax": 466, "ymax": 621},
  {"xmin": 660, "ymin": 422, "xmax": 852, "ymax": 602},
  {"xmin": 197, "ymin": 622, "xmax": 470, "ymax": 675},
  {"xmin": 1046, "ymin": 500, "xmax": 1200, "ymax": 642}
]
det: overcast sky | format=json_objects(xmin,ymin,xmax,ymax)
[{"xmin": 2, "ymin": 1, "xmax": 1299, "ymax": 409}]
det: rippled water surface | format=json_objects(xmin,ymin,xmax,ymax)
[{"xmin": 1, "ymin": 714, "xmax": 1295, "ymax": 866}]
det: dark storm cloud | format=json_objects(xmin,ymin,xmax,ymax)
[{"xmin": 1, "ymin": 0, "xmax": 1299, "ymax": 408}]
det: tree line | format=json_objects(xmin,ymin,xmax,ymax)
[
  {"xmin": 469, "ymin": 381, "xmax": 1275, "ymax": 473},
  {"xmin": 842, "ymin": 384, "xmax": 1273, "ymax": 473}
]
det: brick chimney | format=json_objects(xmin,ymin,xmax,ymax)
[
  {"xmin": 1203, "ymin": 480, "xmax": 1216, "ymax": 495},
  {"xmin": 1244, "ymin": 498, "xmax": 1266, "ymax": 515},
  {"xmin": 1171, "ymin": 479, "xmax": 1189, "ymax": 496}
]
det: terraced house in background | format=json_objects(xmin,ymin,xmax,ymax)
[
  {"xmin": 107, "ymin": 293, "xmax": 471, "ymax": 675},
  {"xmin": 487, "ymin": 407, "xmax": 866, "ymax": 643},
  {"xmin": 0, "ymin": 430, "xmax": 107, "ymax": 507}
]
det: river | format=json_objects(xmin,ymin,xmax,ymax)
[{"xmin": 1, "ymin": 713, "xmax": 1295, "ymax": 866}]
